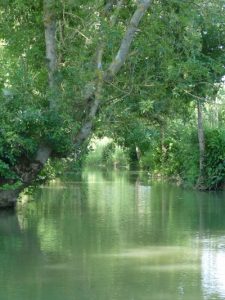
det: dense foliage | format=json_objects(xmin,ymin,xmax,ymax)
[{"xmin": 0, "ymin": 0, "xmax": 225, "ymax": 206}]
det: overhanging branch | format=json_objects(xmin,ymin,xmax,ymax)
[
  {"xmin": 74, "ymin": 0, "xmax": 152, "ymax": 147},
  {"xmin": 104, "ymin": 0, "xmax": 152, "ymax": 80}
]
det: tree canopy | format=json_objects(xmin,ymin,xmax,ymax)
[{"xmin": 0, "ymin": 0, "xmax": 225, "ymax": 207}]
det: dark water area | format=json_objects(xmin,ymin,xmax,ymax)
[{"xmin": 0, "ymin": 170, "xmax": 225, "ymax": 300}]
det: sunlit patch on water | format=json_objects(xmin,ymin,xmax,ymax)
[
  {"xmin": 95, "ymin": 246, "xmax": 201, "ymax": 275},
  {"xmin": 97, "ymin": 246, "xmax": 200, "ymax": 260},
  {"xmin": 139, "ymin": 263, "xmax": 199, "ymax": 272},
  {"xmin": 201, "ymin": 238, "xmax": 225, "ymax": 300}
]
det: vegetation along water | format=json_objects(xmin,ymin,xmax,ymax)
[{"xmin": 0, "ymin": 1, "xmax": 225, "ymax": 299}]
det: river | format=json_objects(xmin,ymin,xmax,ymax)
[{"xmin": 0, "ymin": 170, "xmax": 225, "ymax": 300}]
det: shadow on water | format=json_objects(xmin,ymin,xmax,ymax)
[{"xmin": 0, "ymin": 210, "xmax": 21, "ymax": 236}]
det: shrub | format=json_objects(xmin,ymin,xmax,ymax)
[{"xmin": 204, "ymin": 128, "xmax": 225, "ymax": 189}]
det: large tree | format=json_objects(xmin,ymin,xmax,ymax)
[{"xmin": 0, "ymin": 0, "xmax": 152, "ymax": 208}]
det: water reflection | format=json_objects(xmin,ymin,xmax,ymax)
[
  {"xmin": 0, "ymin": 170, "xmax": 225, "ymax": 299},
  {"xmin": 201, "ymin": 237, "xmax": 225, "ymax": 299}
]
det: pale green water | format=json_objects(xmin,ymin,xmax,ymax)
[{"xmin": 1, "ymin": 170, "xmax": 225, "ymax": 300}]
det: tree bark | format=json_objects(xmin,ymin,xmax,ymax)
[
  {"xmin": 43, "ymin": 0, "xmax": 58, "ymax": 110},
  {"xmin": 197, "ymin": 100, "xmax": 206, "ymax": 188}
]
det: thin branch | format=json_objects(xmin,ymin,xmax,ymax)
[
  {"xmin": 183, "ymin": 90, "xmax": 205, "ymax": 101},
  {"xmin": 63, "ymin": 11, "xmax": 86, "ymax": 27}
]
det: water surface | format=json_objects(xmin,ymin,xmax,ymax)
[{"xmin": 1, "ymin": 170, "xmax": 225, "ymax": 300}]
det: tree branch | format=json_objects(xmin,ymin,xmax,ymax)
[
  {"xmin": 104, "ymin": 0, "xmax": 152, "ymax": 80},
  {"xmin": 74, "ymin": 0, "xmax": 152, "ymax": 147},
  {"xmin": 74, "ymin": 44, "xmax": 104, "ymax": 146}
]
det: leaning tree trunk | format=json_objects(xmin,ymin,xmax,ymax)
[
  {"xmin": 0, "ymin": 145, "xmax": 51, "ymax": 208},
  {"xmin": 196, "ymin": 100, "xmax": 206, "ymax": 189}
]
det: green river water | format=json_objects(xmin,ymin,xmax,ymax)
[{"xmin": 1, "ymin": 170, "xmax": 225, "ymax": 300}]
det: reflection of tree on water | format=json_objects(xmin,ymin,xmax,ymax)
[
  {"xmin": 0, "ymin": 210, "xmax": 46, "ymax": 300},
  {"xmin": 191, "ymin": 192, "xmax": 225, "ymax": 300},
  {"xmin": 100, "ymin": 169, "xmax": 115, "ymax": 182},
  {"xmin": 0, "ymin": 210, "xmax": 21, "ymax": 236},
  {"xmin": 201, "ymin": 237, "xmax": 225, "ymax": 299},
  {"xmin": 127, "ymin": 170, "xmax": 150, "ymax": 185}
]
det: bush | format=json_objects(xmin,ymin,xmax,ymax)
[
  {"xmin": 140, "ymin": 125, "xmax": 225, "ymax": 189},
  {"xmin": 204, "ymin": 128, "xmax": 225, "ymax": 189}
]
